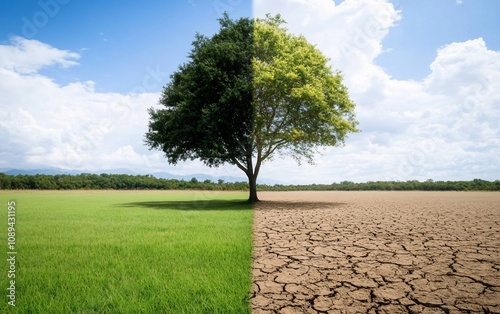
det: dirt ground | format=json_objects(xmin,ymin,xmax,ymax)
[{"xmin": 251, "ymin": 191, "xmax": 500, "ymax": 314}]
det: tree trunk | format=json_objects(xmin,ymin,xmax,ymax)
[{"xmin": 247, "ymin": 173, "xmax": 259, "ymax": 202}]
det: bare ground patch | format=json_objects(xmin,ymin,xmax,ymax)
[{"xmin": 251, "ymin": 191, "xmax": 500, "ymax": 313}]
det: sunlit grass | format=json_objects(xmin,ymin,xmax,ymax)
[{"xmin": 0, "ymin": 191, "xmax": 253, "ymax": 313}]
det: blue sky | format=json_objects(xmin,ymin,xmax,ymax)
[
  {"xmin": 377, "ymin": 0, "xmax": 500, "ymax": 80},
  {"xmin": 0, "ymin": 0, "xmax": 499, "ymax": 183},
  {"xmin": 0, "ymin": 0, "xmax": 251, "ymax": 93}
]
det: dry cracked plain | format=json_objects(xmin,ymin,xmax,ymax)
[{"xmin": 251, "ymin": 191, "xmax": 500, "ymax": 314}]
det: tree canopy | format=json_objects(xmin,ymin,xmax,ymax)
[
  {"xmin": 145, "ymin": 14, "xmax": 359, "ymax": 201},
  {"xmin": 146, "ymin": 15, "xmax": 253, "ymax": 167}
]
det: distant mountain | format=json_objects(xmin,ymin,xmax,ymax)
[
  {"xmin": 1, "ymin": 168, "xmax": 80, "ymax": 176},
  {"xmin": 98, "ymin": 168, "xmax": 138, "ymax": 175},
  {"xmin": 0, "ymin": 168, "xmax": 280, "ymax": 184},
  {"xmin": 0, "ymin": 167, "xmax": 139, "ymax": 176}
]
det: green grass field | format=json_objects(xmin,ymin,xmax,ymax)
[{"xmin": 0, "ymin": 191, "xmax": 253, "ymax": 313}]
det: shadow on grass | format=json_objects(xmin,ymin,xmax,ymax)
[{"xmin": 118, "ymin": 199, "xmax": 253, "ymax": 211}]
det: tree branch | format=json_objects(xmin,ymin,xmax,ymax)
[
  {"xmin": 231, "ymin": 157, "xmax": 248, "ymax": 175},
  {"xmin": 261, "ymin": 139, "xmax": 288, "ymax": 161}
]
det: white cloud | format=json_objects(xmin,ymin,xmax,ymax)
[
  {"xmin": 425, "ymin": 38, "xmax": 500, "ymax": 94},
  {"xmin": 0, "ymin": 36, "xmax": 79, "ymax": 74},
  {"xmin": 0, "ymin": 38, "xmax": 163, "ymax": 173}
]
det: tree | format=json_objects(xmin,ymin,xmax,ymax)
[{"xmin": 145, "ymin": 14, "xmax": 359, "ymax": 202}]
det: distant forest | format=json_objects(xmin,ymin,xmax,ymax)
[{"xmin": 0, "ymin": 173, "xmax": 499, "ymax": 191}]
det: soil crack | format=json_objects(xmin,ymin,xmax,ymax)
[{"xmin": 251, "ymin": 192, "xmax": 500, "ymax": 313}]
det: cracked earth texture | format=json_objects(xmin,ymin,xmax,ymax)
[{"xmin": 251, "ymin": 191, "xmax": 500, "ymax": 314}]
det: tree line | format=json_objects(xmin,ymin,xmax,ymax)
[
  {"xmin": 0, "ymin": 173, "xmax": 498, "ymax": 191},
  {"xmin": 0, "ymin": 173, "xmax": 247, "ymax": 191},
  {"xmin": 258, "ymin": 179, "xmax": 500, "ymax": 191}
]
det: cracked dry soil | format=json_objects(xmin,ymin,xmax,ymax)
[{"xmin": 251, "ymin": 191, "xmax": 500, "ymax": 314}]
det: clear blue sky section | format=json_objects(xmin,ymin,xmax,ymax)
[
  {"xmin": 376, "ymin": 0, "xmax": 500, "ymax": 80},
  {"xmin": 0, "ymin": 0, "xmax": 252, "ymax": 93},
  {"xmin": 1, "ymin": 1, "xmax": 499, "ymax": 88}
]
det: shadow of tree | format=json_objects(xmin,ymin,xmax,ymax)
[
  {"xmin": 118, "ymin": 199, "xmax": 346, "ymax": 211},
  {"xmin": 255, "ymin": 200, "xmax": 346, "ymax": 211},
  {"xmin": 118, "ymin": 199, "xmax": 252, "ymax": 211}
]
